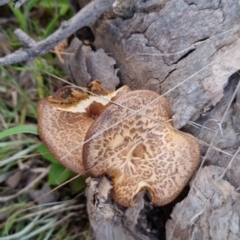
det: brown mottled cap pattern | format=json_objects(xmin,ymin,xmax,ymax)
[
  {"xmin": 37, "ymin": 84, "xmax": 130, "ymax": 174},
  {"xmin": 37, "ymin": 86, "xmax": 94, "ymax": 174},
  {"xmin": 83, "ymin": 90, "xmax": 200, "ymax": 207}
]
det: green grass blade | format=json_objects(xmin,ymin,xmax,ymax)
[
  {"xmin": 42, "ymin": 227, "xmax": 54, "ymax": 240},
  {"xmin": 21, "ymin": 218, "xmax": 56, "ymax": 240},
  {"xmin": 8, "ymin": 3, "xmax": 28, "ymax": 32},
  {"xmin": 48, "ymin": 163, "xmax": 72, "ymax": 185},
  {"xmin": 0, "ymin": 125, "xmax": 38, "ymax": 139},
  {"xmin": 0, "ymin": 140, "xmax": 33, "ymax": 147},
  {"xmin": 2, "ymin": 215, "xmax": 40, "ymax": 239},
  {"xmin": 25, "ymin": 0, "xmax": 39, "ymax": 15},
  {"xmin": 42, "ymin": 5, "xmax": 69, "ymax": 39},
  {"xmin": 0, "ymin": 143, "xmax": 40, "ymax": 167},
  {"xmin": 0, "ymin": 66, "xmax": 37, "ymax": 118},
  {"xmin": 37, "ymin": 144, "xmax": 58, "ymax": 164}
]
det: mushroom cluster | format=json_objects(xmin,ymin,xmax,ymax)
[
  {"xmin": 37, "ymin": 82, "xmax": 200, "ymax": 207},
  {"xmin": 37, "ymin": 81, "xmax": 130, "ymax": 174}
]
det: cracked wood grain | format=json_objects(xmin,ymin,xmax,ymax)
[{"xmin": 93, "ymin": 0, "xmax": 240, "ymax": 128}]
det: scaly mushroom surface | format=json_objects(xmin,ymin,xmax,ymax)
[
  {"xmin": 37, "ymin": 82, "xmax": 130, "ymax": 174},
  {"xmin": 83, "ymin": 90, "xmax": 200, "ymax": 207}
]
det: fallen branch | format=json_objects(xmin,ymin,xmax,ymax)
[
  {"xmin": 14, "ymin": 29, "xmax": 36, "ymax": 47},
  {"xmin": 0, "ymin": 0, "xmax": 115, "ymax": 66}
]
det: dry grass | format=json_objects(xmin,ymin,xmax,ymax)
[{"xmin": 0, "ymin": 1, "xmax": 89, "ymax": 239}]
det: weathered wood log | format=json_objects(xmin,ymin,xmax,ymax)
[
  {"xmin": 83, "ymin": 73, "xmax": 240, "ymax": 240},
  {"xmin": 70, "ymin": 0, "xmax": 240, "ymax": 239},
  {"xmin": 166, "ymin": 165, "xmax": 240, "ymax": 240},
  {"xmin": 86, "ymin": 177, "xmax": 159, "ymax": 240},
  {"xmin": 166, "ymin": 74, "xmax": 240, "ymax": 239},
  {"xmin": 94, "ymin": 0, "xmax": 240, "ymax": 129}
]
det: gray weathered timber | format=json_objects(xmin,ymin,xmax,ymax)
[
  {"xmin": 63, "ymin": 37, "xmax": 120, "ymax": 90},
  {"xmin": 75, "ymin": 0, "xmax": 240, "ymax": 239},
  {"xmin": 86, "ymin": 177, "xmax": 159, "ymax": 240},
  {"xmin": 166, "ymin": 75, "xmax": 240, "ymax": 239},
  {"xmin": 94, "ymin": 0, "xmax": 240, "ymax": 128},
  {"xmin": 2, "ymin": 0, "xmax": 239, "ymax": 239},
  {"xmin": 84, "ymin": 73, "xmax": 240, "ymax": 240},
  {"xmin": 166, "ymin": 165, "xmax": 240, "ymax": 240}
]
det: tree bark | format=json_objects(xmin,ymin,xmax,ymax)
[
  {"xmin": 86, "ymin": 177, "xmax": 160, "ymax": 240},
  {"xmin": 82, "ymin": 0, "xmax": 240, "ymax": 239},
  {"xmin": 94, "ymin": 0, "xmax": 240, "ymax": 129}
]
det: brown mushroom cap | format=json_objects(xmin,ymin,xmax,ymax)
[
  {"xmin": 83, "ymin": 90, "xmax": 200, "ymax": 207},
  {"xmin": 37, "ymin": 83, "xmax": 130, "ymax": 174}
]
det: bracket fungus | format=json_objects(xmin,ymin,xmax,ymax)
[{"xmin": 38, "ymin": 84, "xmax": 200, "ymax": 207}]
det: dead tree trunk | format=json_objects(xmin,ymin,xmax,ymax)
[
  {"xmin": 81, "ymin": 0, "xmax": 240, "ymax": 239},
  {"xmin": 93, "ymin": 0, "xmax": 240, "ymax": 129}
]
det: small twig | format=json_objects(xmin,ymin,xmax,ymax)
[
  {"xmin": 0, "ymin": 0, "xmax": 115, "ymax": 66},
  {"xmin": 14, "ymin": 29, "xmax": 36, "ymax": 47},
  {"xmin": 217, "ymin": 146, "xmax": 240, "ymax": 183},
  {"xmin": 187, "ymin": 120, "xmax": 217, "ymax": 133},
  {"xmin": 198, "ymin": 118, "xmax": 223, "ymax": 136}
]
